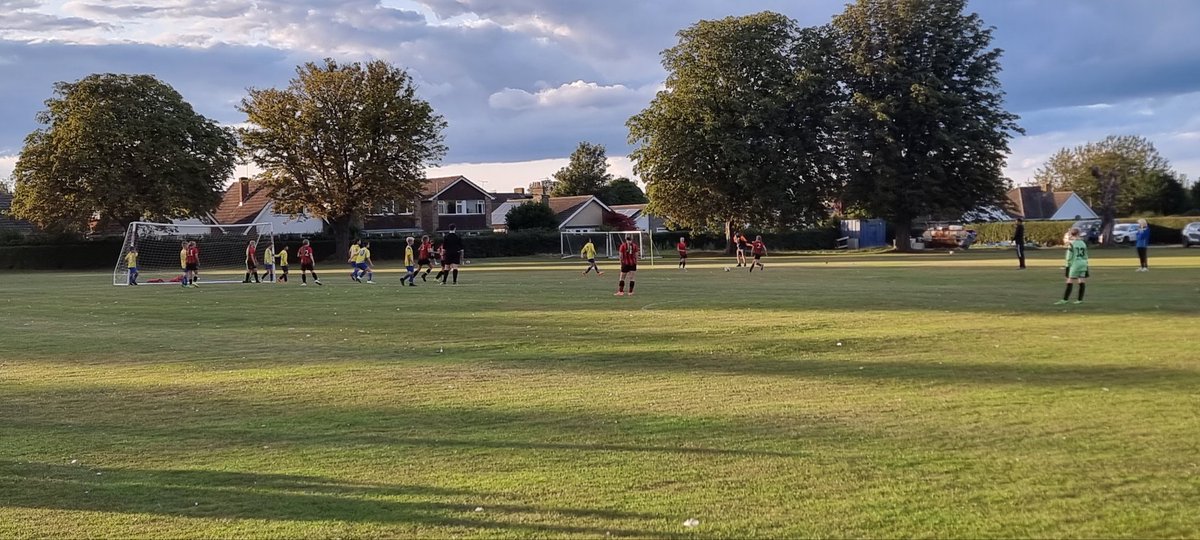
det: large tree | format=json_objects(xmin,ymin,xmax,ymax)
[
  {"xmin": 833, "ymin": 0, "xmax": 1022, "ymax": 251},
  {"xmin": 597, "ymin": 177, "xmax": 648, "ymax": 206},
  {"xmin": 1034, "ymin": 135, "xmax": 1177, "ymax": 219},
  {"xmin": 505, "ymin": 201, "xmax": 558, "ymax": 231},
  {"xmin": 239, "ymin": 59, "xmax": 446, "ymax": 258},
  {"xmin": 10, "ymin": 74, "xmax": 237, "ymax": 232},
  {"xmin": 551, "ymin": 142, "xmax": 612, "ymax": 196},
  {"xmin": 628, "ymin": 12, "xmax": 843, "ymax": 252}
]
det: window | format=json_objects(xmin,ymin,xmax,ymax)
[
  {"xmin": 438, "ymin": 200, "xmax": 450, "ymax": 215},
  {"xmin": 457, "ymin": 200, "xmax": 485, "ymax": 215},
  {"xmin": 370, "ymin": 200, "xmax": 413, "ymax": 215}
]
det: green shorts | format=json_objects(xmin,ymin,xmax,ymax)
[{"xmin": 1067, "ymin": 265, "xmax": 1089, "ymax": 279}]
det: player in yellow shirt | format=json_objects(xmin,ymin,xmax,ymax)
[
  {"xmin": 347, "ymin": 239, "xmax": 361, "ymax": 281},
  {"xmin": 276, "ymin": 245, "xmax": 290, "ymax": 284},
  {"xmin": 262, "ymin": 244, "xmax": 276, "ymax": 283},
  {"xmin": 401, "ymin": 236, "xmax": 417, "ymax": 286},
  {"xmin": 125, "ymin": 248, "xmax": 139, "ymax": 286},
  {"xmin": 352, "ymin": 241, "xmax": 374, "ymax": 284},
  {"xmin": 581, "ymin": 237, "xmax": 603, "ymax": 276},
  {"xmin": 178, "ymin": 240, "xmax": 190, "ymax": 287}
]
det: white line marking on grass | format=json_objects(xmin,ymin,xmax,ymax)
[{"xmin": 640, "ymin": 300, "xmax": 680, "ymax": 311}]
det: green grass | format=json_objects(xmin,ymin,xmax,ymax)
[{"xmin": 1, "ymin": 248, "xmax": 1198, "ymax": 538}]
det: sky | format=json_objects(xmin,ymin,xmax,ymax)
[{"xmin": 1, "ymin": 0, "xmax": 1199, "ymax": 193}]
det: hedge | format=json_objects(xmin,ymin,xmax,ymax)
[
  {"xmin": 972, "ymin": 217, "xmax": 1200, "ymax": 246},
  {"xmin": 0, "ymin": 240, "xmax": 126, "ymax": 270},
  {"xmin": 654, "ymin": 228, "xmax": 839, "ymax": 253}
]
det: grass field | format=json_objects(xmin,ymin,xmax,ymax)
[{"xmin": 2, "ymin": 247, "xmax": 1198, "ymax": 538}]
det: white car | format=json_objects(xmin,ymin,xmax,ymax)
[
  {"xmin": 1111, "ymin": 223, "xmax": 1140, "ymax": 244},
  {"xmin": 1183, "ymin": 222, "xmax": 1200, "ymax": 248}
]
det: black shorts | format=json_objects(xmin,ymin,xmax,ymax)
[
  {"xmin": 621, "ymin": 263, "xmax": 638, "ymax": 273},
  {"xmin": 444, "ymin": 252, "xmax": 462, "ymax": 265},
  {"xmin": 246, "ymin": 262, "xmax": 257, "ymax": 270},
  {"xmin": 753, "ymin": 253, "xmax": 762, "ymax": 260},
  {"xmin": 185, "ymin": 263, "xmax": 198, "ymax": 272},
  {"xmin": 678, "ymin": 252, "xmax": 687, "ymax": 259},
  {"xmin": 301, "ymin": 262, "xmax": 314, "ymax": 271},
  {"xmin": 418, "ymin": 258, "xmax": 430, "ymax": 266},
  {"xmin": 280, "ymin": 265, "xmax": 289, "ymax": 272}
]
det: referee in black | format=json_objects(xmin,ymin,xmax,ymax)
[
  {"xmin": 441, "ymin": 224, "xmax": 464, "ymax": 284},
  {"xmin": 1013, "ymin": 217, "xmax": 1026, "ymax": 269}
]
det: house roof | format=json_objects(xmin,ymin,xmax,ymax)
[
  {"xmin": 214, "ymin": 179, "xmax": 273, "ymax": 225},
  {"xmin": 609, "ymin": 203, "xmax": 646, "ymax": 218},
  {"xmin": 422, "ymin": 175, "xmax": 495, "ymax": 201},
  {"xmin": 490, "ymin": 199, "xmax": 526, "ymax": 227},
  {"xmin": 0, "ymin": 193, "xmax": 35, "ymax": 232},
  {"xmin": 548, "ymin": 196, "xmax": 613, "ymax": 227},
  {"xmin": 1006, "ymin": 186, "xmax": 1084, "ymax": 220}
]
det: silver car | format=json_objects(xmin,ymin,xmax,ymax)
[
  {"xmin": 1111, "ymin": 223, "xmax": 1140, "ymax": 244},
  {"xmin": 1183, "ymin": 222, "xmax": 1200, "ymax": 248}
]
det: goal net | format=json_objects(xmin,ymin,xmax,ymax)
[
  {"xmin": 113, "ymin": 222, "xmax": 276, "ymax": 286},
  {"xmin": 560, "ymin": 230, "xmax": 654, "ymax": 265}
]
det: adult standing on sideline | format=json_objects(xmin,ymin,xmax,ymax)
[
  {"xmin": 1013, "ymin": 218, "xmax": 1026, "ymax": 269},
  {"xmin": 440, "ymin": 224, "xmax": 463, "ymax": 285},
  {"xmin": 1135, "ymin": 218, "xmax": 1151, "ymax": 272}
]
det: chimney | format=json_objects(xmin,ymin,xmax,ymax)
[
  {"xmin": 513, "ymin": 187, "xmax": 525, "ymax": 196},
  {"xmin": 238, "ymin": 177, "xmax": 250, "ymax": 206}
]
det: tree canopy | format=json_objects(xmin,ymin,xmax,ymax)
[
  {"xmin": 551, "ymin": 142, "xmax": 612, "ymax": 197},
  {"xmin": 239, "ymin": 58, "xmax": 446, "ymax": 257},
  {"xmin": 10, "ymin": 73, "xmax": 237, "ymax": 232},
  {"xmin": 597, "ymin": 177, "xmax": 648, "ymax": 206},
  {"xmin": 628, "ymin": 12, "xmax": 843, "ymax": 250},
  {"xmin": 505, "ymin": 201, "xmax": 558, "ymax": 231},
  {"xmin": 1034, "ymin": 135, "xmax": 1179, "ymax": 216},
  {"xmin": 833, "ymin": 0, "xmax": 1022, "ymax": 250}
]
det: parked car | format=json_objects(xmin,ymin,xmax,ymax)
[
  {"xmin": 1064, "ymin": 219, "xmax": 1101, "ymax": 245},
  {"xmin": 1111, "ymin": 223, "xmax": 1140, "ymax": 244},
  {"xmin": 1183, "ymin": 222, "xmax": 1200, "ymax": 248}
]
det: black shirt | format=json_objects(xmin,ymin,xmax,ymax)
[
  {"xmin": 1013, "ymin": 223, "xmax": 1025, "ymax": 243},
  {"xmin": 442, "ymin": 232, "xmax": 462, "ymax": 254}
]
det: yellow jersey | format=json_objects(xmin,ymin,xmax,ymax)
[
  {"xmin": 404, "ymin": 246, "xmax": 415, "ymax": 266},
  {"xmin": 264, "ymin": 246, "xmax": 274, "ymax": 264},
  {"xmin": 277, "ymin": 250, "xmax": 288, "ymax": 266},
  {"xmin": 353, "ymin": 247, "xmax": 370, "ymax": 264},
  {"xmin": 125, "ymin": 252, "xmax": 138, "ymax": 268},
  {"xmin": 179, "ymin": 248, "xmax": 188, "ymax": 268},
  {"xmin": 349, "ymin": 244, "xmax": 360, "ymax": 261},
  {"xmin": 581, "ymin": 242, "xmax": 596, "ymax": 259}
]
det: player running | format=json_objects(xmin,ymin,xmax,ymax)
[
  {"xmin": 735, "ymin": 232, "xmax": 749, "ymax": 267},
  {"xmin": 297, "ymin": 239, "xmax": 322, "ymax": 286},
  {"xmin": 676, "ymin": 237, "xmax": 688, "ymax": 271},
  {"xmin": 615, "ymin": 234, "xmax": 639, "ymax": 297},
  {"xmin": 581, "ymin": 237, "xmax": 603, "ymax": 276},
  {"xmin": 1056, "ymin": 228, "xmax": 1089, "ymax": 305},
  {"xmin": 402, "ymin": 236, "xmax": 417, "ymax": 286},
  {"xmin": 348, "ymin": 239, "xmax": 361, "ymax": 281},
  {"xmin": 276, "ymin": 245, "xmax": 289, "ymax": 283},
  {"xmin": 416, "ymin": 235, "xmax": 434, "ymax": 281},
  {"xmin": 185, "ymin": 241, "xmax": 200, "ymax": 287},
  {"xmin": 353, "ymin": 240, "xmax": 375, "ymax": 284},
  {"xmin": 749, "ymin": 235, "xmax": 767, "ymax": 272},
  {"xmin": 125, "ymin": 247, "xmax": 139, "ymax": 286},
  {"xmin": 243, "ymin": 240, "xmax": 261, "ymax": 283}
]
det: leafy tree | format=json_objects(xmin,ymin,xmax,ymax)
[
  {"xmin": 1035, "ymin": 135, "xmax": 1176, "ymax": 219},
  {"xmin": 1129, "ymin": 171, "xmax": 1189, "ymax": 216},
  {"xmin": 597, "ymin": 177, "xmax": 648, "ymax": 206},
  {"xmin": 505, "ymin": 201, "xmax": 558, "ymax": 231},
  {"xmin": 551, "ymin": 142, "xmax": 612, "ymax": 196},
  {"xmin": 833, "ymin": 0, "xmax": 1022, "ymax": 251},
  {"xmin": 10, "ymin": 74, "xmax": 237, "ymax": 232},
  {"xmin": 239, "ymin": 59, "xmax": 446, "ymax": 259},
  {"xmin": 1190, "ymin": 181, "xmax": 1200, "ymax": 212},
  {"xmin": 628, "ymin": 12, "xmax": 843, "ymax": 252}
]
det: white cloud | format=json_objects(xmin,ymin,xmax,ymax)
[{"xmin": 488, "ymin": 80, "xmax": 650, "ymax": 111}]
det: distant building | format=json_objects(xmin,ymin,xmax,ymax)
[
  {"xmin": 964, "ymin": 186, "xmax": 1098, "ymax": 222},
  {"xmin": 0, "ymin": 192, "xmax": 35, "ymax": 235}
]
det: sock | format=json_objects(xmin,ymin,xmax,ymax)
[
  {"xmin": 1078, "ymin": 283, "xmax": 1086, "ymax": 301},
  {"xmin": 1063, "ymin": 283, "xmax": 1073, "ymax": 301},
  {"xmin": 629, "ymin": 281, "xmax": 635, "ymax": 292},
  {"xmin": 452, "ymin": 269, "xmax": 458, "ymax": 284},
  {"xmin": 254, "ymin": 272, "xmax": 260, "ymax": 283},
  {"xmin": 312, "ymin": 272, "xmax": 319, "ymax": 281},
  {"xmin": 618, "ymin": 280, "xmax": 625, "ymax": 292}
]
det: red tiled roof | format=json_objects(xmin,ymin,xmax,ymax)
[
  {"xmin": 214, "ymin": 179, "xmax": 273, "ymax": 225},
  {"xmin": 547, "ymin": 195, "xmax": 594, "ymax": 222}
]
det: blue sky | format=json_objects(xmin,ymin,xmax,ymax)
[{"xmin": 1, "ymin": 0, "xmax": 1198, "ymax": 191}]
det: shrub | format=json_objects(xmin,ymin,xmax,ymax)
[{"xmin": 973, "ymin": 217, "xmax": 1200, "ymax": 246}]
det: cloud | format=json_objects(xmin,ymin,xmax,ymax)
[{"xmin": 488, "ymin": 81, "xmax": 648, "ymax": 111}]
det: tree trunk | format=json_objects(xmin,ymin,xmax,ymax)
[
  {"xmin": 893, "ymin": 218, "xmax": 913, "ymax": 252},
  {"xmin": 725, "ymin": 218, "xmax": 735, "ymax": 255},
  {"xmin": 1099, "ymin": 213, "xmax": 1116, "ymax": 248},
  {"xmin": 331, "ymin": 215, "xmax": 353, "ymax": 263}
]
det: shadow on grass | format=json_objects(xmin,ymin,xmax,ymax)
[{"xmin": 0, "ymin": 461, "xmax": 667, "ymax": 536}]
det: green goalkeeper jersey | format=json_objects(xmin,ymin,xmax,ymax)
[{"xmin": 1066, "ymin": 239, "xmax": 1089, "ymax": 269}]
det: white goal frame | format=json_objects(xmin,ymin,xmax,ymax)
[
  {"xmin": 560, "ymin": 230, "xmax": 654, "ymax": 266},
  {"xmin": 113, "ymin": 221, "xmax": 276, "ymax": 286}
]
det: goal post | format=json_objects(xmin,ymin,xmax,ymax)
[
  {"xmin": 114, "ymin": 222, "xmax": 276, "ymax": 286},
  {"xmin": 560, "ymin": 230, "xmax": 654, "ymax": 266}
]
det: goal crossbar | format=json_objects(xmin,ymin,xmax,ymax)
[
  {"xmin": 114, "ymin": 221, "xmax": 277, "ymax": 286},
  {"xmin": 559, "ymin": 230, "xmax": 654, "ymax": 266}
]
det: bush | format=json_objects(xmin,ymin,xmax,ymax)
[
  {"xmin": 972, "ymin": 217, "xmax": 1200, "ymax": 246},
  {"xmin": 0, "ymin": 239, "xmax": 125, "ymax": 270}
]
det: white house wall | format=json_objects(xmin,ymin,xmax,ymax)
[
  {"xmin": 560, "ymin": 201, "xmax": 606, "ymax": 230},
  {"xmin": 256, "ymin": 202, "xmax": 326, "ymax": 234},
  {"xmin": 1050, "ymin": 195, "xmax": 1098, "ymax": 220}
]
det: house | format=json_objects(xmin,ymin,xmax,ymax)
[
  {"xmin": 0, "ymin": 193, "xmax": 35, "ymax": 235},
  {"xmin": 608, "ymin": 204, "xmax": 667, "ymax": 232},
  {"xmin": 488, "ymin": 188, "xmax": 535, "ymax": 233},
  {"xmin": 362, "ymin": 175, "xmax": 496, "ymax": 235},
  {"xmin": 1005, "ymin": 186, "xmax": 1098, "ymax": 220},
  {"xmin": 209, "ymin": 178, "xmax": 326, "ymax": 234},
  {"xmin": 490, "ymin": 194, "xmax": 615, "ymax": 232}
]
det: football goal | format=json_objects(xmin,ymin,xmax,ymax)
[
  {"xmin": 113, "ymin": 222, "xmax": 276, "ymax": 286},
  {"xmin": 560, "ymin": 230, "xmax": 654, "ymax": 265}
]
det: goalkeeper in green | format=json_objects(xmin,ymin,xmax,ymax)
[{"xmin": 1056, "ymin": 228, "xmax": 1090, "ymax": 305}]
